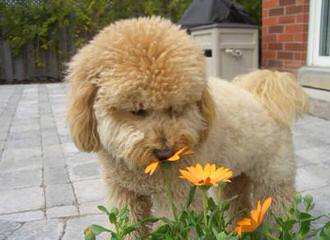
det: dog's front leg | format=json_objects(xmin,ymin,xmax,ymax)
[{"xmin": 105, "ymin": 181, "xmax": 152, "ymax": 239}]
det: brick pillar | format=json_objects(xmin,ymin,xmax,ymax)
[{"xmin": 261, "ymin": 0, "xmax": 309, "ymax": 74}]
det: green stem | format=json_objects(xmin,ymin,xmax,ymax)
[
  {"xmin": 201, "ymin": 189, "xmax": 208, "ymax": 227},
  {"xmin": 162, "ymin": 168, "xmax": 177, "ymax": 219}
]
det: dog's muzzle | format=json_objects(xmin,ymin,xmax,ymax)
[{"xmin": 153, "ymin": 148, "xmax": 173, "ymax": 161}]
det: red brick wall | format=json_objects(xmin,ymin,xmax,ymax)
[{"xmin": 261, "ymin": 0, "xmax": 309, "ymax": 74}]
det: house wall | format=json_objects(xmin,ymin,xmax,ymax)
[{"xmin": 261, "ymin": 0, "xmax": 309, "ymax": 74}]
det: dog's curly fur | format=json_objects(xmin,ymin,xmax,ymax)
[{"xmin": 66, "ymin": 17, "xmax": 309, "ymax": 237}]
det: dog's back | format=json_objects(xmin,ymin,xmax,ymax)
[{"xmin": 200, "ymin": 77, "xmax": 286, "ymax": 173}]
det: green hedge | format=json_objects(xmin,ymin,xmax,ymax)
[{"xmin": 0, "ymin": 0, "xmax": 260, "ymax": 58}]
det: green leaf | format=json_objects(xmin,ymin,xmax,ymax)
[
  {"xmin": 303, "ymin": 194, "xmax": 314, "ymax": 212},
  {"xmin": 118, "ymin": 206, "xmax": 129, "ymax": 221},
  {"xmin": 184, "ymin": 186, "xmax": 196, "ymax": 209},
  {"xmin": 298, "ymin": 212, "xmax": 312, "ymax": 238},
  {"xmin": 111, "ymin": 232, "xmax": 118, "ymax": 240},
  {"xmin": 294, "ymin": 193, "xmax": 303, "ymax": 204},
  {"xmin": 123, "ymin": 224, "xmax": 139, "ymax": 235},
  {"xmin": 317, "ymin": 221, "xmax": 330, "ymax": 240},
  {"xmin": 89, "ymin": 224, "xmax": 111, "ymax": 235},
  {"xmin": 108, "ymin": 212, "xmax": 117, "ymax": 224},
  {"xmin": 208, "ymin": 197, "xmax": 217, "ymax": 210},
  {"xmin": 97, "ymin": 205, "xmax": 110, "ymax": 215}
]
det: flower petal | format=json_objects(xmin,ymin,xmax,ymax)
[
  {"xmin": 181, "ymin": 147, "xmax": 194, "ymax": 156},
  {"xmin": 144, "ymin": 161, "xmax": 160, "ymax": 175},
  {"xmin": 237, "ymin": 218, "xmax": 253, "ymax": 226},
  {"xmin": 234, "ymin": 226, "xmax": 242, "ymax": 236},
  {"xmin": 179, "ymin": 169, "xmax": 200, "ymax": 185},
  {"xmin": 167, "ymin": 147, "xmax": 193, "ymax": 161},
  {"xmin": 260, "ymin": 197, "xmax": 272, "ymax": 220}
]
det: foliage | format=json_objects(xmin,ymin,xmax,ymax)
[
  {"xmin": 85, "ymin": 191, "xmax": 330, "ymax": 240},
  {"xmin": 235, "ymin": 0, "xmax": 261, "ymax": 24},
  {"xmin": 83, "ymin": 152, "xmax": 329, "ymax": 240},
  {"xmin": 81, "ymin": 142, "xmax": 330, "ymax": 240},
  {"xmin": 0, "ymin": 0, "xmax": 261, "ymax": 58},
  {"xmin": 0, "ymin": 0, "xmax": 111, "ymax": 56},
  {"xmin": 0, "ymin": 0, "xmax": 191, "ymax": 58}
]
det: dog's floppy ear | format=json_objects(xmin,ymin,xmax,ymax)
[
  {"xmin": 198, "ymin": 88, "xmax": 216, "ymax": 141},
  {"xmin": 67, "ymin": 80, "xmax": 100, "ymax": 152}
]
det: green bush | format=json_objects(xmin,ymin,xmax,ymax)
[
  {"xmin": 236, "ymin": 0, "xmax": 260, "ymax": 24},
  {"xmin": 0, "ymin": 0, "xmax": 192, "ymax": 57},
  {"xmin": 0, "ymin": 0, "xmax": 260, "ymax": 58},
  {"xmin": 0, "ymin": 0, "xmax": 113, "ymax": 56}
]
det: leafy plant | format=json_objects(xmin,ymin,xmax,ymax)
[
  {"xmin": 235, "ymin": 0, "xmax": 261, "ymax": 24},
  {"xmin": 0, "ymin": 0, "xmax": 260, "ymax": 67},
  {"xmin": 0, "ymin": 0, "xmax": 192, "ymax": 58},
  {"xmin": 84, "ymin": 155, "xmax": 330, "ymax": 239},
  {"xmin": 86, "ymin": 192, "xmax": 330, "ymax": 240}
]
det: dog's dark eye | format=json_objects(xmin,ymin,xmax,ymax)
[{"xmin": 130, "ymin": 109, "xmax": 147, "ymax": 117}]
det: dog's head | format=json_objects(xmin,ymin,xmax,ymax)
[{"xmin": 67, "ymin": 17, "xmax": 215, "ymax": 169}]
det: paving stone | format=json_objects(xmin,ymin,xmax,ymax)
[
  {"xmin": 0, "ymin": 132, "xmax": 7, "ymax": 141},
  {"xmin": 1, "ymin": 147, "xmax": 41, "ymax": 162},
  {"xmin": 44, "ymin": 166, "xmax": 69, "ymax": 185},
  {"xmin": 41, "ymin": 129, "xmax": 60, "ymax": 146},
  {"xmin": 46, "ymin": 184, "xmax": 76, "ymax": 207},
  {"xmin": 65, "ymin": 152, "xmax": 96, "ymax": 166},
  {"xmin": 0, "ymin": 220, "xmax": 22, "ymax": 240},
  {"xmin": 43, "ymin": 144, "xmax": 65, "ymax": 167},
  {"xmin": 295, "ymin": 154, "xmax": 312, "ymax": 168},
  {"xmin": 7, "ymin": 219, "xmax": 63, "ymax": 240},
  {"xmin": 296, "ymin": 164, "xmax": 330, "ymax": 192},
  {"xmin": 62, "ymin": 214, "xmax": 107, "ymax": 240},
  {"xmin": 0, "ymin": 187, "xmax": 44, "ymax": 214},
  {"xmin": 296, "ymin": 145, "xmax": 330, "ymax": 167},
  {"xmin": 40, "ymin": 115, "xmax": 56, "ymax": 129},
  {"xmin": 73, "ymin": 179, "xmax": 105, "ymax": 204},
  {"xmin": 78, "ymin": 200, "xmax": 105, "ymax": 215},
  {"xmin": 9, "ymin": 124, "xmax": 40, "ymax": 133},
  {"xmin": 8, "ymin": 130, "xmax": 41, "ymax": 141},
  {"xmin": 293, "ymin": 134, "xmax": 328, "ymax": 150},
  {"xmin": 46, "ymin": 205, "xmax": 78, "ymax": 219},
  {"xmin": 59, "ymin": 134, "xmax": 72, "ymax": 144},
  {"xmin": 0, "ymin": 123, "xmax": 9, "ymax": 132},
  {"xmin": 57, "ymin": 126, "xmax": 69, "ymax": 136},
  {"xmin": 296, "ymin": 122, "xmax": 330, "ymax": 145},
  {"xmin": 39, "ymin": 106, "xmax": 52, "ymax": 115},
  {"xmin": 14, "ymin": 113, "xmax": 40, "ymax": 120},
  {"xmin": 0, "ymin": 84, "xmax": 330, "ymax": 237},
  {"xmin": 0, "ymin": 169, "xmax": 42, "ymax": 190},
  {"xmin": 0, "ymin": 210, "xmax": 44, "ymax": 222},
  {"xmin": 68, "ymin": 162, "xmax": 100, "ymax": 182},
  {"xmin": 5, "ymin": 138, "xmax": 41, "ymax": 149},
  {"xmin": 0, "ymin": 156, "xmax": 42, "ymax": 172},
  {"xmin": 11, "ymin": 117, "xmax": 40, "ymax": 126},
  {"xmin": 62, "ymin": 142, "xmax": 79, "ymax": 154}
]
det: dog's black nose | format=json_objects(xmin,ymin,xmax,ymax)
[{"xmin": 153, "ymin": 148, "xmax": 173, "ymax": 161}]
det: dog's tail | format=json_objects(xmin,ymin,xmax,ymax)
[{"xmin": 234, "ymin": 70, "xmax": 309, "ymax": 126}]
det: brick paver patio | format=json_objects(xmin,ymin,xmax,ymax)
[{"xmin": 0, "ymin": 83, "xmax": 329, "ymax": 239}]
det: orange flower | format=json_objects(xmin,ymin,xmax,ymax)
[
  {"xmin": 144, "ymin": 147, "xmax": 193, "ymax": 175},
  {"xmin": 234, "ymin": 197, "xmax": 272, "ymax": 236},
  {"xmin": 179, "ymin": 163, "xmax": 233, "ymax": 186}
]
